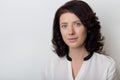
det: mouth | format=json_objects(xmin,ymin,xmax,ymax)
[{"xmin": 68, "ymin": 38, "xmax": 78, "ymax": 42}]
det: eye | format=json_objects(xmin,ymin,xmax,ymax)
[
  {"xmin": 61, "ymin": 25, "xmax": 67, "ymax": 29},
  {"xmin": 74, "ymin": 22, "xmax": 81, "ymax": 27}
]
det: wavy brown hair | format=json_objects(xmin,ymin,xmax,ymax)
[{"xmin": 52, "ymin": 0, "xmax": 104, "ymax": 57}]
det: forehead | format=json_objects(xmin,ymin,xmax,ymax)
[{"xmin": 59, "ymin": 12, "xmax": 80, "ymax": 23}]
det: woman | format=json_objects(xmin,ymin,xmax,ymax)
[{"xmin": 42, "ymin": 0, "xmax": 118, "ymax": 80}]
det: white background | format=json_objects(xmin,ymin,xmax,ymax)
[{"xmin": 0, "ymin": 0, "xmax": 120, "ymax": 80}]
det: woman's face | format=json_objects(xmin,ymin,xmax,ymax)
[{"xmin": 59, "ymin": 12, "xmax": 87, "ymax": 49}]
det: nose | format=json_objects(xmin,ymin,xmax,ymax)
[{"xmin": 68, "ymin": 26, "xmax": 75, "ymax": 35}]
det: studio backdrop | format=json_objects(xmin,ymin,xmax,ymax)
[{"xmin": 0, "ymin": 0, "xmax": 120, "ymax": 80}]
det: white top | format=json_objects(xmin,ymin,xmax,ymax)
[{"xmin": 42, "ymin": 52, "xmax": 119, "ymax": 80}]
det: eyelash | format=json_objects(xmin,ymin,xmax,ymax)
[
  {"xmin": 61, "ymin": 25, "xmax": 67, "ymax": 29},
  {"xmin": 60, "ymin": 22, "xmax": 81, "ymax": 29},
  {"xmin": 74, "ymin": 22, "xmax": 81, "ymax": 27}
]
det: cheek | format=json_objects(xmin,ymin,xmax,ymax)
[
  {"xmin": 61, "ymin": 30, "xmax": 66, "ymax": 38},
  {"xmin": 60, "ymin": 30, "xmax": 67, "ymax": 41},
  {"xmin": 82, "ymin": 30, "xmax": 87, "ymax": 41},
  {"xmin": 77, "ymin": 29, "xmax": 87, "ymax": 40}
]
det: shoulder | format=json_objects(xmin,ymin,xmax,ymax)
[
  {"xmin": 45, "ymin": 55, "xmax": 67, "ymax": 71},
  {"xmin": 93, "ymin": 52, "xmax": 115, "ymax": 66},
  {"xmin": 91, "ymin": 52, "xmax": 116, "ymax": 73},
  {"xmin": 43, "ymin": 56, "xmax": 68, "ymax": 79},
  {"xmin": 48, "ymin": 55, "xmax": 67, "ymax": 65},
  {"xmin": 91, "ymin": 53, "xmax": 119, "ymax": 79}
]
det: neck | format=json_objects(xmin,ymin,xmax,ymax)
[{"xmin": 69, "ymin": 46, "xmax": 89, "ymax": 61}]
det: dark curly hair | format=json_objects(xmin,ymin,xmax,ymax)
[{"xmin": 52, "ymin": 0, "xmax": 104, "ymax": 57}]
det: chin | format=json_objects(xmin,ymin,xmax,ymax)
[
  {"xmin": 68, "ymin": 43, "xmax": 84, "ymax": 49},
  {"xmin": 69, "ymin": 45, "xmax": 80, "ymax": 49}
]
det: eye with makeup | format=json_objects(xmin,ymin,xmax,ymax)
[
  {"xmin": 74, "ymin": 22, "xmax": 82, "ymax": 27},
  {"xmin": 60, "ymin": 24, "xmax": 67, "ymax": 29}
]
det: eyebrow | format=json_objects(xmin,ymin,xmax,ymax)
[
  {"xmin": 73, "ymin": 20, "xmax": 81, "ymax": 23},
  {"xmin": 60, "ymin": 20, "xmax": 81, "ymax": 25},
  {"xmin": 60, "ymin": 22, "xmax": 67, "ymax": 25}
]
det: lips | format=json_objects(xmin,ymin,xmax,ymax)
[{"xmin": 68, "ymin": 38, "xmax": 78, "ymax": 42}]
